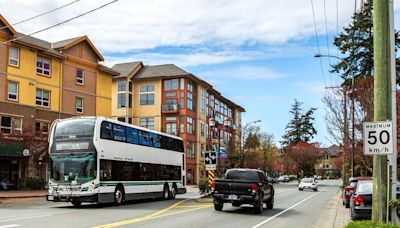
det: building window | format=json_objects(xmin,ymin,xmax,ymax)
[
  {"xmin": 187, "ymin": 141, "xmax": 195, "ymax": 158},
  {"xmin": 36, "ymin": 89, "xmax": 50, "ymax": 107},
  {"xmin": 180, "ymin": 78, "xmax": 185, "ymax": 90},
  {"xmin": 76, "ymin": 69, "xmax": 84, "ymax": 85},
  {"xmin": 166, "ymin": 123, "xmax": 177, "ymax": 135},
  {"xmin": 0, "ymin": 116, "xmax": 22, "ymax": 135},
  {"xmin": 187, "ymin": 117, "xmax": 193, "ymax": 134},
  {"xmin": 36, "ymin": 56, "xmax": 51, "ymax": 76},
  {"xmin": 140, "ymin": 85, "xmax": 155, "ymax": 105},
  {"xmin": 139, "ymin": 117, "xmax": 154, "ymax": 130},
  {"xmin": 200, "ymin": 88, "xmax": 206, "ymax": 113},
  {"xmin": 180, "ymin": 92, "xmax": 185, "ymax": 109},
  {"xmin": 117, "ymin": 117, "xmax": 126, "ymax": 122},
  {"xmin": 75, "ymin": 97, "xmax": 83, "ymax": 113},
  {"xmin": 9, "ymin": 46, "xmax": 19, "ymax": 66},
  {"xmin": 35, "ymin": 121, "xmax": 48, "ymax": 138},
  {"xmin": 117, "ymin": 81, "xmax": 126, "ymax": 108},
  {"xmin": 164, "ymin": 79, "xmax": 178, "ymax": 91},
  {"xmin": 187, "ymin": 82, "xmax": 193, "ymax": 110},
  {"xmin": 200, "ymin": 121, "xmax": 205, "ymax": 137},
  {"xmin": 7, "ymin": 81, "xmax": 18, "ymax": 101},
  {"xmin": 180, "ymin": 116, "xmax": 185, "ymax": 133}
]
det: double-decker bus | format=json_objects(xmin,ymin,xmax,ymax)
[{"xmin": 46, "ymin": 117, "xmax": 186, "ymax": 206}]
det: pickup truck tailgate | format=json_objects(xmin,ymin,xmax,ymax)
[{"xmin": 214, "ymin": 180, "xmax": 254, "ymax": 195}]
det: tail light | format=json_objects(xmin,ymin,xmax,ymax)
[
  {"xmin": 251, "ymin": 183, "xmax": 257, "ymax": 194},
  {"xmin": 211, "ymin": 181, "xmax": 215, "ymax": 191},
  {"xmin": 354, "ymin": 195, "xmax": 364, "ymax": 206}
]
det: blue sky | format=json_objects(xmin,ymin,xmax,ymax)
[{"xmin": 2, "ymin": 0, "xmax": 400, "ymax": 146}]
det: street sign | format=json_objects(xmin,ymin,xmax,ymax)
[
  {"xmin": 363, "ymin": 121, "xmax": 393, "ymax": 155},
  {"xmin": 205, "ymin": 151, "xmax": 216, "ymax": 170}
]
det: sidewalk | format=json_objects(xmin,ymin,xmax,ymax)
[
  {"xmin": 314, "ymin": 188, "xmax": 350, "ymax": 228},
  {"xmin": 0, "ymin": 190, "xmax": 47, "ymax": 199}
]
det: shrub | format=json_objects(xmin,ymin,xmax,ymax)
[
  {"xmin": 198, "ymin": 178, "xmax": 210, "ymax": 194},
  {"xmin": 26, "ymin": 177, "xmax": 46, "ymax": 190},
  {"xmin": 346, "ymin": 221, "xmax": 400, "ymax": 228}
]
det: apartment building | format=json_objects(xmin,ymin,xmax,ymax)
[
  {"xmin": 112, "ymin": 63, "xmax": 244, "ymax": 184},
  {"xmin": 0, "ymin": 15, "xmax": 118, "ymax": 189}
]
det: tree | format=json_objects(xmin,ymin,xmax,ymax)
[
  {"xmin": 281, "ymin": 99, "xmax": 318, "ymax": 146},
  {"xmin": 285, "ymin": 142, "xmax": 321, "ymax": 177},
  {"xmin": 331, "ymin": 0, "xmax": 400, "ymax": 84}
]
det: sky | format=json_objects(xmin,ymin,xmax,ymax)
[{"xmin": 2, "ymin": 0, "xmax": 400, "ymax": 147}]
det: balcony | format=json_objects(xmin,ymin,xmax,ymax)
[{"xmin": 161, "ymin": 104, "xmax": 178, "ymax": 113}]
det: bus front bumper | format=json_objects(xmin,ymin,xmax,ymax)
[{"xmin": 46, "ymin": 193, "xmax": 98, "ymax": 203}]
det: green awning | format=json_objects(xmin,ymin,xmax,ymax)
[{"xmin": 0, "ymin": 141, "xmax": 24, "ymax": 157}]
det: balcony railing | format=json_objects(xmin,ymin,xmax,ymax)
[{"xmin": 161, "ymin": 104, "xmax": 178, "ymax": 113}]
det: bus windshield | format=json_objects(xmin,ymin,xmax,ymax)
[
  {"xmin": 54, "ymin": 119, "xmax": 95, "ymax": 141},
  {"xmin": 50, "ymin": 154, "xmax": 96, "ymax": 184}
]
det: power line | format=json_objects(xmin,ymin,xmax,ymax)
[
  {"xmin": 1, "ymin": 0, "xmax": 118, "ymax": 45},
  {"xmin": 0, "ymin": 0, "xmax": 81, "ymax": 30},
  {"xmin": 310, "ymin": 0, "xmax": 327, "ymax": 86},
  {"xmin": 323, "ymin": 0, "xmax": 333, "ymax": 86}
]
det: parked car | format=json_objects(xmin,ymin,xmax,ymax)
[
  {"xmin": 267, "ymin": 176, "xmax": 278, "ymax": 184},
  {"xmin": 298, "ymin": 178, "xmax": 318, "ymax": 191},
  {"xmin": 211, "ymin": 168, "xmax": 275, "ymax": 214},
  {"xmin": 343, "ymin": 176, "xmax": 372, "ymax": 208},
  {"xmin": 278, "ymin": 175, "xmax": 290, "ymax": 182}
]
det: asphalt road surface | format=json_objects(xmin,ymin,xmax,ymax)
[{"xmin": 0, "ymin": 179, "xmax": 340, "ymax": 228}]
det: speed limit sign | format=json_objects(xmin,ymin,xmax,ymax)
[{"xmin": 363, "ymin": 121, "xmax": 393, "ymax": 155}]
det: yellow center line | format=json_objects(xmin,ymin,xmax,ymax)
[{"xmin": 92, "ymin": 199, "xmax": 193, "ymax": 228}]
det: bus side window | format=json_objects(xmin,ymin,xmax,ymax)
[
  {"xmin": 127, "ymin": 127, "xmax": 139, "ymax": 145},
  {"xmin": 100, "ymin": 122, "xmax": 113, "ymax": 140},
  {"xmin": 160, "ymin": 136, "xmax": 169, "ymax": 150},
  {"xmin": 139, "ymin": 130, "xmax": 150, "ymax": 146},
  {"xmin": 179, "ymin": 140, "xmax": 184, "ymax": 152},
  {"xmin": 113, "ymin": 124, "xmax": 127, "ymax": 142},
  {"xmin": 150, "ymin": 133, "xmax": 161, "ymax": 148}
]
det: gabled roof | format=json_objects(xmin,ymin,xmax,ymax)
[
  {"xmin": 134, "ymin": 64, "xmax": 190, "ymax": 79},
  {"xmin": 52, "ymin": 35, "xmax": 104, "ymax": 61},
  {"xmin": 14, "ymin": 32, "xmax": 64, "ymax": 58},
  {"xmin": 321, "ymin": 145, "xmax": 341, "ymax": 156},
  {"xmin": 112, "ymin": 62, "xmax": 143, "ymax": 78},
  {"xmin": 0, "ymin": 14, "xmax": 16, "ymax": 36},
  {"xmin": 98, "ymin": 64, "xmax": 120, "ymax": 76}
]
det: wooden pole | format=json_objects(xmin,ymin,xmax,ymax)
[{"xmin": 372, "ymin": 0, "xmax": 390, "ymax": 222}]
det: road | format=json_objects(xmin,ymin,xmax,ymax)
[{"xmin": 0, "ymin": 179, "xmax": 340, "ymax": 228}]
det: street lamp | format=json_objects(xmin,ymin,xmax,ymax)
[
  {"xmin": 240, "ymin": 120, "xmax": 262, "ymax": 167},
  {"xmin": 314, "ymin": 53, "xmax": 355, "ymax": 177}
]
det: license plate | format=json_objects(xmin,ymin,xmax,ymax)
[
  {"xmin": 47, "ymin": 195, "xmax": 54, "ymax": 201},
  {"xmin": 346, "ymin": 192, "xmax": 352, "ymax": 195},
  {"xmin": 228, "ymin": 195, "xmax": 237, "ymax": 200}
]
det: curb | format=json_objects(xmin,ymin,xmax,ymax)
[{"xmin": 0, "ymin": 195, "xmax": 46, "ymax": 199}]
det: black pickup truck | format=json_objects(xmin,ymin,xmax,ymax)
[{"xmin": 211, "ymin": 168, "xmax": 274, "ymax": 214}]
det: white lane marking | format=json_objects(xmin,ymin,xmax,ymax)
[
  {"xmin": 252, "ymin": 191, "xmax": 321, "ymax": 228},
  {"xmin": 0, "ymin": 225, "xmax": 20, "ymax": 228},
  {"xmin": 0, "ymin": 214, "xmax": 52, "ymax": 223}
]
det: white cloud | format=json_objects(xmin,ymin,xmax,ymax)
[
  {"xmin": 199, "ymin": 66, "xmax": 285, "ymax": 81},
  {"xmin": 0, "ymin": 0, "xmax": 358, "ymax": 53},
  {"xmin": 294, "ymin": 81, "xmax": 326, "ymax": 94}
]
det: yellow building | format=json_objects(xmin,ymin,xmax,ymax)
[{"xmin": 0, "ymin": 15, "xmax": 118, "ymax": 189}]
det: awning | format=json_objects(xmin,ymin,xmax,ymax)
[{"xmin": 0, "ymin": 141, "xmax": 24, "ymax": 157}]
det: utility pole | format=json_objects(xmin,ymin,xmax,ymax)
[
  {"xmin": 343, "ymin": 89, "xmax": 349, "ymax": 187},
  {"xmin": 372, "ymin": 0, "xmax": 390, "ymax": 222}
]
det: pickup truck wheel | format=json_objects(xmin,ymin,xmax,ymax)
[
  {"xmin": 266, "ymin": 198, "xmax": 274, "ymax": 209},
  {"xmin": 214, "ymin": 200, "xmax": 223, "ymax": 211},
  {"xmin": 254, "ymin": 197, "xmax": 263, "ymax": 214},
  {"xmin": 71, "ymin": 201, "xmax": 82, "ymax": 207}
]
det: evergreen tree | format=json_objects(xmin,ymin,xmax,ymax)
[
  {"xmin": 331, "ymin": 0, "xmax": 400, "ymax": 84},
  {"xmin": 281, "ymin": 99, "xmax": 317, "ymax": 146}
]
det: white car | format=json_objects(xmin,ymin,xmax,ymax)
[{"xmin": 299, "ymin": 178, "xmax": 318, "ymax": 191}]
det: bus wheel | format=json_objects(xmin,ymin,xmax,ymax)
[
  {"xmin": 114, "ymin": 186, "xmax": 125, "ymax": 205},
  {"xmin": 169, "ymin": 185, "xmax": 177, "ymax": 199},
  {"xmin": 71, "ymin": 201, "xmax": 82, "ymax": 207},
  {"xmin": 163, "ymin": 184, "xmax": 169, "ymax": 200}
]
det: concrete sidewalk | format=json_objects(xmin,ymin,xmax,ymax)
[
  {"xmin": 314, "ymin": 188, "xmax": 350, "ymax": 228},
  {"xmin": 0, "ymin": 190, "xmax": 47, "ymax": 199}
]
